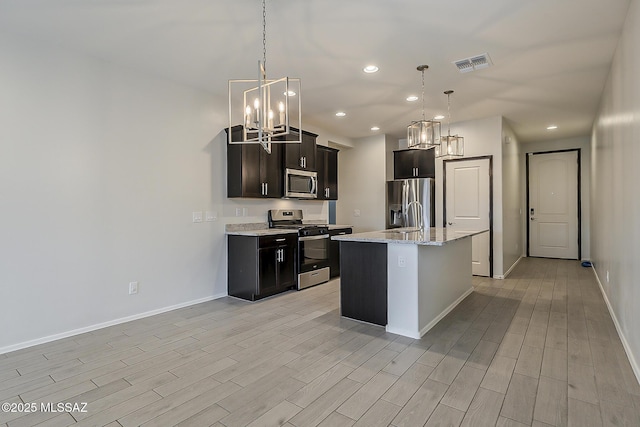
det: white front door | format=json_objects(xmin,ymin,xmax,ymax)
[
  {"xmin": 445, "ymin": 158, "xmax": 491, "ymax": 277},
  {"xmin": 528, "ymin": 151, "xmax": 579, "ymax": 259}
]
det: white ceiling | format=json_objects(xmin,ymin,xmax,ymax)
[{"xmin": 0, "ymin": 0, "xmax": 631, "ymax": 142}]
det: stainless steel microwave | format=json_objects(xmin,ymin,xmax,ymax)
[{"xmin": 285, "ymin": 168, "xmax": 318, "ymax": 199}]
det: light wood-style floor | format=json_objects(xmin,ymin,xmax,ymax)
[{"xmin": 1, "ymin": 258, "xmax": 639, "ymax": 427}]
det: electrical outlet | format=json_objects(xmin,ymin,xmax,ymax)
[
  {"xmin": 192, "ymin": 211, "xmax": 203, "ymax": 223},
  {"xmin": 243, "ymin": 207, "xmax": 249, "ymax": 217},
  {"xmin": 398, "ymin": 255, "xmax": 406, "ymax": 268},
  {"xmin": 353, "ymin": 209, "xmax": 361, "ymax": 217},
  {"xmin": 205, "ymin": 211, "xmax": 217, "ymax": 221},
  {"xmin": 235, "ymin": 208, "xmax": 242, "ymax": 217},
  {"xmin": 129, "ymin": 281, "xmax": 138, "ymax": 295}
]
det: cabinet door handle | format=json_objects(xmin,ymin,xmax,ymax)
[
  {"xmin": 300, "ymin": 157, "xmax": 304, "ymax": 168},
  {"xmin": 265, "ymin": 182, "xmax": 268, "ymax": 195},
  {"xmin": 275, "ymin": 238, "xmax": 286, "ymax": 242}
]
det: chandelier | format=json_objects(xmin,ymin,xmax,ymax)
[
  {"xmin": 436, "ymin": 90, "xmax": 464, "ymax": 157},
  {"xmin": 407, "ymin": 65, "xmax": 441, "ymax": 149},
  {"xmin": 228, "ymin": 0, "xmax": 302, "ymax": 153}
]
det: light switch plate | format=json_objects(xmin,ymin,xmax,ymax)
[
  {"xmin": 353, "ymin": 209, "xmax": 361, "ymax": 217},
  {"xmin": 235, "ymin": 208, "xmax": 242, "ymax": 217},
  {"xmin": 192, "ymin": 211, "xmax": 203, "ymax": 223},
  {"xmin": 205, "ymin": 211, "xmax": 217, "ymax": 221}
]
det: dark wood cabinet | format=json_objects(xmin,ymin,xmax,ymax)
[
  {"xmin": 339, "ymin": 241, "xmax": 387, "ymax": 326},
  {"xmin": 284, "ymin": 129, "xmax": 317, "ymax": 171},
  {"xmin": 393, "ymin": 148, "xmax": 435, "ymax": 179},
  {"xmin": 226, "ymin": 126, "xmax": 283, "ymax": 198},
  {"xmin": 329, "ymin": 227, "xmax": 352, "ymax": 278},
  {"xmin": 227, "ymin": 126, "xmax": 338, "ymax": 200},
  {"xmin": 316, "ymin": 146, "xmax": 339, "ymax": 200},
  {"xmin": 228, "ymin": 234, "xmax": 297, "ymax": 301}
]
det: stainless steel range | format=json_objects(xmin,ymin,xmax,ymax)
[{"xmin": 268, "ymin": 209, "xmax": 330, "ymax": 289}]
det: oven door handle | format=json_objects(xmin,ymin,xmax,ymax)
[{"xmin": 299, "ymin": 234, "xmax": 329, "ymax": 241}]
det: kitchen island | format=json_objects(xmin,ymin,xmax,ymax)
[{"xmin": 332, "ymin": 227, "xmax": 487, "ymax": 339}]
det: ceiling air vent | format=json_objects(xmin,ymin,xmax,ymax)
[{"xmin": 453, "ymin": 53, "xmax": 492, "ymax": 73}]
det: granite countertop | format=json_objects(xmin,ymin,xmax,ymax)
[
  {"xmin": 326, "ymin": 224, "xmax": 353, "ymax": 230},
  {"xmin": 225, "ymin": 223, "xmax": 296, "ymax": 237},
  {"xmin": 226, "ymin": 229, "xmax": 298, "ymax": 237},
  {"xmin": 225, "ymin": 222, "xmax": 352, "ymax": 236},
  {"xmin": 331, "ymin": 227, "xmax": 489, "ymax": 246}
]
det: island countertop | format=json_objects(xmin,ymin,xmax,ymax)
[{"xmin": 332, "ymin": 227, "xmax": 488, "ymax": 246}]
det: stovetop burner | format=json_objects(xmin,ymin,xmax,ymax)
[{"xmin": 268, "ymin": 209, "xmax": 328, "ymax": 236}]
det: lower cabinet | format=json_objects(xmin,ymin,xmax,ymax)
[
  {"xmin": 228, "ymin": 234, "xmax": 297, "ymax": 301},
  {"xmin": 329, "ymin": 227, "xmax": 352, "ymax": 278},
  {"xmin": 339, "ymin": 241, "xmax": 387, "ymax": 326}
]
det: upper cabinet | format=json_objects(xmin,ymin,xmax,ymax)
[
  {"xmin": 316, "ymin": 146, "xmax": 339, "ymax": 200},
  {"xmin": 226, "ymin": 126, "xmax": 283, "ymax": 198},
  {"xmin": 226, "ymin": 126, "xmax": 339, "ymax": 200},
  {"xmin": 284, "ymin": 130, "xmax": 317, "ymax": 171},
  {"xmin": 393, "ymin": 148, "xmax": 435, "ymax": 179}
]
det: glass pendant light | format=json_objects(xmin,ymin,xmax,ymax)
[
  {"xmin": 407, "ymin": 65, "xmax": 441, "ymax": 149},
  {"xmin": 437, "ymin": 90, "xmax": 464, "ymax": 157},
  {"xmin": 228, "ymin": 0, "xmax": 302, "ymax": 153}
]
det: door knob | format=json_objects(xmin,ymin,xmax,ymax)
[
  {"xmin": 530, "ymin": 217, "xmax": 535, "ymax": 221},
  {"xmin": 447, "ymin": 222, "xmax": 454, "ymax": 226}
]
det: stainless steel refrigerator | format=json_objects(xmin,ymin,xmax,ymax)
[{"xmin": 386, "ymin": 178, "xmax": 435, "ymax": 229}]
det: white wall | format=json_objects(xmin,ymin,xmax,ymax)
[
  {"xmin": 521, "ymin": 136, "xmax": 591, "ymax": 261},
  {"xmin": 501, "ymin": 122, "xmax": 524, "ymax": 275},
  {"xmin": 435, "ymin": 116, "xmax": 506, "ymax": 277},
  {"xmin": 590, "ymin": 0, "xmax": 640, "ymax": 379},
  {"xmin": 0, "ymin": 33, "xmax": 348, "ymax": 352},
  {"xmin": 336, "ymin": 134, "xmax": 387, "ymax": 231}
]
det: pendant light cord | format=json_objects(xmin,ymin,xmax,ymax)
[
  {"xmin": 262, "ymin": 0, "xmax": 267, "ymax": 71},
  {"xmin": 421, "ymin": 68, "xmax": 426, "ymax": 121},
  {"xmin": 447, "ymin": 92, "xmax": 451, "ymax": 136}
]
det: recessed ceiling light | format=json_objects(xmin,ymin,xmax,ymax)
[
  {"xmin": 371, "ymin": 126, "xmax": 380, "ymax": 131},
  {"xmin": 363, "ymin": 65, "xmax": 379, "ymax": 73},
  {"xmin": 406, "ymin": 95, "xmax": 419, "ymax": 102},
  {"xmin": 547, "ymin": 125, "xmax": 558, "ymax": 130},
  {"xmin": 434, "ymin": 115, "xmax": 445, "ymax": 120},
  {"xmin": 284, "ymin": 90, "xmax": 297, "ymax": 96},
  {"xmin": 335, "ymin": 111, "xmax": 346, "ymax": 117}
]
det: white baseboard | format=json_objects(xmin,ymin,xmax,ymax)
[
  {"xmin": 494, "ymin": 256, "xmax": 523, "ymax": 280},
  {"xmin": 0, "ymin": 293, "xmax": 227, "ymax": 355},
  {"xmin": 418, "ymin": 287, "xmax": 474, "ymax": 338},
  {"xmin": 591, "ymin": 266, "xmax": 640, "ymax": 385}
]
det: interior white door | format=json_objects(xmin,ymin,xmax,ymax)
[
  {"xmin": 528, "ymin": 151, "xmax": 579, "ymax": 259},
  {"xmin": 445, "ymin": 158, "xmax": 491, "ymax": 277}
]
